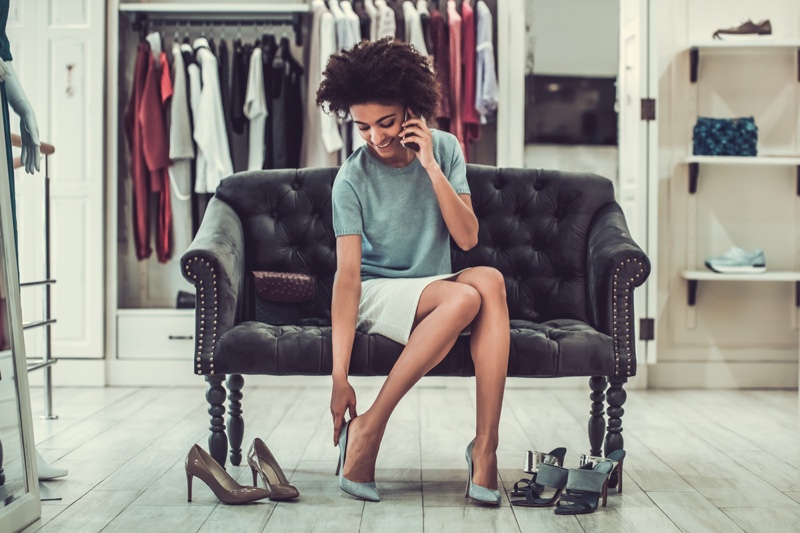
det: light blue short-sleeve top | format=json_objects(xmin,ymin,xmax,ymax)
[{"xmin": 331, "ymin": 129, "xmax": 470, "ymax": 281}]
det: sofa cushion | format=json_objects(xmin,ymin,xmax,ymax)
[{"xmin": 213, "ymin": 319, "xmax": 614, "ymax": 378}]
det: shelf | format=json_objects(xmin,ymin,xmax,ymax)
[
  {"xmin": 119, "ymin": 3, "xmax": 310, "ymax": 15},
  {"xmin": 689, "ymin": 40, "xmax": 800, "ymax": 50},
  {"xmin": 682, "ymin": 270, "xmax": 800, "ymax": 282},
  {"xmin": 681, "ymin": 270, "xmax": 800, "ymax": 306},
  {"xmin": 118, "ymin": 2, "xmax": 309, "ymax": 46},
  {"xmin": 685, "ymin": 158, "xmax": 800, "ymax": 195},
  {"xmin": 686, "ymin": 155, "xmax": 800, "ymax": 165},
  {"xmin": 688, "ymin": 41, "xmax": 800, "ymax": 83}
]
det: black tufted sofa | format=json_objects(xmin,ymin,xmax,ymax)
[{"xmin": 181, "ymin": 165, "xmax": 650, "ymax": 470}]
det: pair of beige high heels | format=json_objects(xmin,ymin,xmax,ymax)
[{"xmin": 185, "ymin": 438, "xmax": 299, "ymax": 504}]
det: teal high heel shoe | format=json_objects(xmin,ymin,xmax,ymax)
[
  {"xmin": 465, "ymin": 439, "xmax": 501, "ymax": 505},
  {"xmin": 335, "ymin": 419, "xmax": 380, "ymax": 502}
]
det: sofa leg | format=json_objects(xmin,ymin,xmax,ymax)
[
  {"xmin": 227, "ymin": 374, "xmax": 245, "ymax": 466},
  {"xmin": 588, "ymin": 376, "xmax": 607, "ymax": 457},
  {"xmin": 205, "ymin": 374, "xmax": 228, "ymax": 468},
  {"xmin": 605, "ymin": 376, "xmax": 628, "ymax": 489}
]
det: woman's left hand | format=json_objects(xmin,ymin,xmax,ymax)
[{"xmin": 401, "ymin": 109, "xmax": 437, "ymax": 171}]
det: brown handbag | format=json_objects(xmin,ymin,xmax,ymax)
[{"xmin": 251, "ymin": 271, "xmax": 316, "ymax": 324}]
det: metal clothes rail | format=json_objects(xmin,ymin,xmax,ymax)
[
  {"xmin": 12, "ymin": 133, "xmax": 58, "ymax": 420},
  {"xmin": 118, "ymin": 2, "xmax": 310, "ymax": 46}
]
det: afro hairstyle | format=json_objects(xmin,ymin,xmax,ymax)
[{"xmin": 315, "ymin": 37, "xmax": 439, "ymax": 123}]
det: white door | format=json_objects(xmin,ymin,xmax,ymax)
[
  {"xmin": 8, "ymin": 0, "xmax": 106, "ymax": 359},
  {"xmin": 618, "ymin": 0, "xmax": 658, "ymax": 364}
]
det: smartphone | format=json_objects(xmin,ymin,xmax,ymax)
[{"xmin": 402, "ymin": 108, "xmax": 420, "ymax": 152}]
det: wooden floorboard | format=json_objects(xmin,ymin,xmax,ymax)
[{"xmin": 13, "ymin": 386, "xmax": 800, "ymax": 533}]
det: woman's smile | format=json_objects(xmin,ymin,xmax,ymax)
[{"xmin": 373, "ymin": 137, "xmax": 396, "ymax": 152}]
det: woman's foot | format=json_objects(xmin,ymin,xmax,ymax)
[
  {"xmin": 342, "ymin": 413, "xmax": 382, "ymax": 483},
  {"xmin": 470, "ymin": 438, "xmax": 498, "ymax": 490}
]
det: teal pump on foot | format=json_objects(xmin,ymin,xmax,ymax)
[
  {"xmin": 335, "ymin": 419, "xmax": 380, "ymax": 502},
  {"xmin": 465, "ymin": 439, "xmax": 501, "ymax": 505}
]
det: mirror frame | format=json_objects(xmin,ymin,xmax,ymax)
[{"xmin": 0, "ymin": 89, "xmax": 41, "ymax": 530}]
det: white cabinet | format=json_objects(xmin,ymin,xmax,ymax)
[{"xmin": 117, "ymin": 310, "xmax": 195, "ymax": 360}]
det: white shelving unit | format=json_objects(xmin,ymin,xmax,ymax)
[
  {"xmin": 684, "ymin": 155, "xmax": 800, "ymax": 194},
  {"xmin": 681, "ymin": 270, "xmax": 800, "ymax": 308},
  {"xmin": 684, "ymin": 41, "xmax": 800, "ymax": 310},
  {"xmin": 689, "ymin": 40, "xmax": 800, "ymax": 83}
]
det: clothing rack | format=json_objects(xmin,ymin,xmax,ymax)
[
  {"xmin": 12, "ymin": 134, "xmax": 59, "ymax": 420},
  {"xmin": 119, "ymin": 2, "xmax": 310, "ymax": 46}
]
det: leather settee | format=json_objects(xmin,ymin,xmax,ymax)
[{"xmin": 181, "ymin": 166, "xmax": 650, "ymax": 470}]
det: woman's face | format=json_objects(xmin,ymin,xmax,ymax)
[{"xmin": 350, "ymin": 102, "xmax": 409, "ymax": 163}]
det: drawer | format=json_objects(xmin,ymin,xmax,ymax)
[{"xmin": 117, "ymin": 311, "xmax": 195, "ymax": 360}]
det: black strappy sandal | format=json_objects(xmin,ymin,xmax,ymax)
[
  {"xmin": 553, "ymin": 460, "xmax": 616, "ymax": 515},
  {"xmin": 510, "ymin": 447, "xmax": 567, "ymax": 498},
  {"xmin": 580, "ymin": 449, "xmax": 626, "ymax": 493},
  {"xmin": 510, "ymin": 463, "xmax": 568, "ymax": 507}
]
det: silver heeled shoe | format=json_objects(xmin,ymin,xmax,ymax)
[
  {"xmin": 465, "ymin": 439, "xmax": 501, "ymax": 505},
  {"xmin": 335, "ymin": 419, "xmax": 380, "ymax": 502}
]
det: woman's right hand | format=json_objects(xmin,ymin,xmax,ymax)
[{"xmin": 331, "ymin": 377, "xmax": 357, "ymax": 447}]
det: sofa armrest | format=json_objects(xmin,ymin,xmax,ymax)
[
  {"xmin": 587, "ymin": 202, "xmax": 651, "ymax": 378},
  {"xmin": 181, "ymin": 197, "xmax": 245, "ymax": 377}
]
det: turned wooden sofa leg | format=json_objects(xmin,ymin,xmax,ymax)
[
  {"xmin": 227, "ymin": 374, "xmax": 245, "ymax": 466},
  {"xmin": 605, "ymin": 376, "xmax": 627, "ymax": 489},
  {"xmin": 205, "ymin": 374, "xmax": 228, "ymax": 468},
  {"xmin": 588, "ymin": 376, "xmax": 608, "ymax": 456}
]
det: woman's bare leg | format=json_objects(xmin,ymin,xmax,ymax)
[
  {"xmin": 453, "ymin": 267, "xmax": 510, "ymax": 490},
  {"xmin": 343, "ymin": 281, "xmax": 481, "ymax": 482}
]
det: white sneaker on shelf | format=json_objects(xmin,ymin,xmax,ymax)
[{"xmin": 704, "ymin": 246, "xmax": 766, "ymax": 274}]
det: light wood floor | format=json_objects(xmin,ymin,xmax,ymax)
[{"xmin": 17, "ymin": 384, "xmax": 800, "ymax": 533}]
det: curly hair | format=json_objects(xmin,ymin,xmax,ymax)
[{"xmin": 316, "ymin": 37, "xmax": 439, "ymax": 124}]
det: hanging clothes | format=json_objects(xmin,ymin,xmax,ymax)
[
  {"xmin": 300, "ymin": 0, "xmax": 343, "ymax": 168},
  {"xmin": 375, "ymin": 0, "xmax": 396, "ymax": 40},
  {"xmin": 474, "ymin": 0, "xmax": 499, "ymax": 124},
  {"xmin": 192, "ymin": 38, "xmax": 234, "ymax": 194},
  {"xmin": 430, "ymin": 7, "xmax": 450, "ymax": 129},
  {"xmin": 124, "ymin": 43, "xmax": 153, "ymax": 260},
  {"xmin": 365, "ymin": 0, "xmax": 379, "ymax": 41},
  {"xmin": 331, "ymin": 0, "xmax": 357, "ymax": 50},
  {"xmin": 403, "ymin": 1, "xmax": 428, "ymax": 56},
  {"xmin": 461, "ymin": 0, "xmax": 480, "ymax": 161},
  {"xmin": 156, "ymin": 49, "xmax": 174, "ymax": 262},
  {"xmin": 270, "ymin": 37, "xmax": 305, "ymax": 169},
  {"xmin": 229, "ymin": 39, "xmax": 251, "ymax": 172},
  {"xmin": 218, "ymin": 38, "xmax": 235, "ymax": 163},
  {"xmin": 342, "ymin": 1, "xmax": 362, "ymax": 46},
  {"xmin": 387, "ymin": 0, "xmax": 406, "ymax": 42},
  {"xmin": 354, "ymin": 0, "xmax": 372, "ymax": 42},
  {"xmin": 446, "ymin": 1, "xmax": 466, "ymax": 155},
  {"xmin": 181, "ymin": 43, "xmax": 202, "ymax": 234},
  {"xmin": 261, "ymin": 35, "xmax": 278, "ymax": 169},
  {"xmin": 169, "ymin": 43, "xmax": 195, "ymax": 256},
  {"xmin": 244, "ymin": 46, "xmax": 267, "ymax": 171},
  {"xmin": 417, "ymin": 0, "xmax": 434, "ymax": 55}
]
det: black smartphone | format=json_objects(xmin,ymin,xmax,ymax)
[{"xmin": 402, "ymin": 108, "xmax": 420, "ymax": 152}]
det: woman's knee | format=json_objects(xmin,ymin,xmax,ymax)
[
  {"xmin": 467, "ymin": 267, "xmax": 507, "ymax": 302},
  {"xmin": 446, "ymin": 284, "xmax": 482, "ymax": 324}
]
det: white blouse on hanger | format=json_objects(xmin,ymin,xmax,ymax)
[
  {"xmin": 244, "ymin": 47, "xmax": 267, "ymax": 171},
  {"xmin": 169, "ymin": 43, "xmax": 195, "ymax": 253},
  {"xmin": 403, "ymin": 1, "xmax": 428, "ymax": 56},
  {"xmin": 192, "ymin": 38, "xmax": 234, "ymax": 193}
]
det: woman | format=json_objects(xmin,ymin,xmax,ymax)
[{"xmin": 317, "ymin": 38, "xmax": 510, "ymax": 504}]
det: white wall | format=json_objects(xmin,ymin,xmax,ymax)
[
  {"xmin": 529, "ymin": 0, "xmax": 619, "ymax": 77},
  {"xmin": 653, "ymin": 0, "xmax": 800, "ymax": 388}
]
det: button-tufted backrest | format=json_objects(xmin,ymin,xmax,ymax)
[{"xmin": 214, "ymin": 166, "xmax": 616, "ymax": 323}]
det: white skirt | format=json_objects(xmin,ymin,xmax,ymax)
[{"xmin": 357, "ymin": 268, "xmax": 472, "ymax": 345}]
